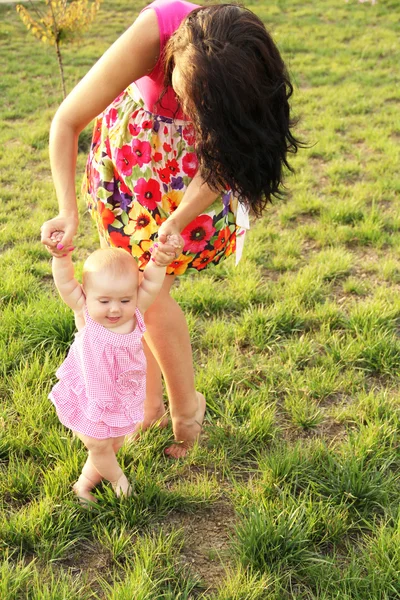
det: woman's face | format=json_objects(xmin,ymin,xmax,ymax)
[
  {"xmin": 171, "ymin": 53, "xmax": 195, "ymax": 116},
  {"xmin": 171, "ymin": 58, "xmax": 186, "ymax": 104}
]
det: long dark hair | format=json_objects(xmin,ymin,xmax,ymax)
[{"xmin": 164, "ymin": 3, "xmax": 302, "ymax": 217}]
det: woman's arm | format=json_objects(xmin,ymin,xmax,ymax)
[
  {"xmin": 158, "ymin": 170, "xmax": 219, "ymax": 241},
  {"xmin": 42, "ymin": 8, "xmax": 161, "ymax": 254}
]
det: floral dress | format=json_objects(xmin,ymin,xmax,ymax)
[{"xmin": 82, "ymin": 84, "xmax": 248, "ymax": 276}]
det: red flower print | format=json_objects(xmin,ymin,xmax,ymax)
[
  {"xmin": 132, "ymin": 139, "xmax": 151, "ymax": 167},
  {"xmin": 163, "ymin": 143, "xmax": 172, "ymax": 153},
  {"xmin": 129, "ymin": 123, "xmax": 141, "ymax": 136},
  {"xmin": 153, "ymin": 152, "xmax": 162, "ymax": 163},
  {"xmin": 134, "ymin": 178, "xmax": 161, "ymax": 210},
  {"xmin": 164, "ymin": 126, "xmax": 168, "ymax": 135},
  {"xmin": 105, "ymin": 108, "xmax": 118, "ymax": 129},
  {"xmin": 181, "ymin": 215, "xmax": 215, "ymax": 253},
  {"xmin": 116, "ymin": 145, "xmax": 135, "ymax": 176},
  {"xmin": 101, "ymin": 207, "xmax": 115, "ymax": 228},
  {"xmin": 166, "ymin": 158, "xmax": 179, "ymax": 176},
  {"xmin": 214, "ymin": 226, "xmax": 230, "ymax": 251},
  {"xmin": 182, "ymin": 153, "xmax": 198, "ymax": 178},
  {"xmin": 119, "ymin": 178, "xmax": 132, "ymax": 196},
  {"xmin": 193, "ymin": 249, "xmax": 217, "ymax": 270},
  {"xmin": 142, "ymin": 120, "xmax": 153, "ymax": 129},
  {"xmin": 109, "ymin": 231, "xmax": 131, "ymax": 249},
  {"xmin": 157, "ymin": 167, "xmax": 171, "ymax": 184},
  {"xmin": 182, "ymin": 125, "xmax": 196, "ymax": 146},
  {"xmin": 105, "ymin": 137, "xmax": 111, "ymax": 159}
]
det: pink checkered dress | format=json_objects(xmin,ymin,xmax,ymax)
[{"xmin": 49, "ymin": 307, "xmax": 147, "ymax": 439}]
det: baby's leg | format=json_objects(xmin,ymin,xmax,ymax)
[
  {"xmin": 72, "ymin": 456, "xmax": 102, "ymax": 503},
  {"xmin": 76, "ymin": 433, "xmax": 131, "ymax": 497}
]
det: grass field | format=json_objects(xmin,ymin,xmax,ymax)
[{"xmin": 1, "ymin": 0, "xmax": 399, "ymax": 598}]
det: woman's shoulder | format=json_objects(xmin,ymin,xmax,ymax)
[
  {"xmin": 143, "ymin": 0, "xmax": 200, "ymax": 37},
  {"xmin": 145, "ymin": 0, "xmax": 199, "ymax": 15}
]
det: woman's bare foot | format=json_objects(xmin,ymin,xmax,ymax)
[
  {"xmin": 72, "ymin": 474, "xmax": 97, "ymax": 505},
  {"xmin": 165, "ymin": 392, "xmax": 206, "ymax": 459},
  {"xmin": 112, "ymin": 473, "xmax": 132, "ymax": 498}
]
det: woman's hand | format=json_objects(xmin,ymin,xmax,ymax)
[{"xmin": 41, "ymin": 214, "xmax": 78, "ymax": 257}]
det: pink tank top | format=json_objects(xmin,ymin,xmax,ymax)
[{"xmin": 135, "ymin": 0, "xmax": 200, "ymax": 118}]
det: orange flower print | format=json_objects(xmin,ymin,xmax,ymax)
[
  {"xmin": 192, "ymin": 248, "xmax": 217, "ymax": 270},
  {"xmin": 101, "ymin": 207, "xmax": 116, "ymax": 228},
  {"xmin": 155, "ymin": 213, "xmax": 167, "ymax": 227},
  {"xmin": 166, "ymin": 254, "xmax": 194, "ymax": 275},
  {"xmin": 161, "ymin": 190, "xmax": 184, "ymax": 214},
  {"xmin": 225, "ymin": 233, "xmax": 236, "ymax": 257},
  {"xmin": 214, "ymin": 226, "xmax": 230, "ymax": 251},
  {"xmin": 131, "ymin": 240, "xmax": 153, "ymax": 270}
]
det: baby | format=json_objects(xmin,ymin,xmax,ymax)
[{"xmin": 49, "ymin": 234, "xmax": 180, "ymax": 503}]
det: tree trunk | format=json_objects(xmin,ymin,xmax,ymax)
[{"xmin": 55, "ymin": 40, "xmax": 66, "ymax": 99}]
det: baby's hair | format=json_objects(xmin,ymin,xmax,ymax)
[
  {"xmin": 82, "ymin": 248, "xmax": 138, "ymax": 288},
  {"xmin": 164, "ymin": 3, "xmax": 303, "ymax": 217}
]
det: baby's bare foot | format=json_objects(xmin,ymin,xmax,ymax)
[
  {"xmin": 165, "ymin": 392, "xmax": 206, "ymax": 459},
  {"xmin": 112, "ymin": 473, "xmax": 132, "ymax": 498},
  {"xmin": 72, "ymin": 476, "xmax": 97, "ymax": 505}
]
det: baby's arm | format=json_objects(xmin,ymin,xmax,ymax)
[
  {"xmin": 137, "ymin": 236, "xmax": 181, "ymax": 314},
  {"xmin": 52, "ymin": 253, "xmax": 85, "ymax": 314}
]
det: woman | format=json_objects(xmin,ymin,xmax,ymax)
[{"xmin": 41, "ymin": 0, "xmax": 300, "ymax": 457}]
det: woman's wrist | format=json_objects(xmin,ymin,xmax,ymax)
[
  {"xmin": 164, "ymin": 215, "xmax": 182, "ymax": 233},
  {"xmin": 59, "ymin": 208, "xmax": 79, "ymax": 220}
]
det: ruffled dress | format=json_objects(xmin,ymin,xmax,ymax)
[
  {"xmin": 81, "ymin": 0, "xmax": 249, "ymax": 276},
  {"xmin": 49, "ymin": 308, "xmax": 146, "ymax": 439}
]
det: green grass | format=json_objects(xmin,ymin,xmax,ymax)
[{"xmin": 1, "ymin": 0, "xmax": 400, "ymax": 597}]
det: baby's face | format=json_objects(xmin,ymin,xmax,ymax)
[{"xmin": 84, "ymin": 271, "xmax": 138, "ymax": 331}]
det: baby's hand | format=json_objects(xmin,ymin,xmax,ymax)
[
  {"xmin": 50, "ymin": 231, "xmax": 64, "ymax": 244},
  {"xmin": 48, "ymin": 230, "xmax": 74, "ymax": 257},
  {"xmin": 150, "ymin": 235, "xmax": 184, "ymax": 267},
  {"xmin": 166, "ymin": 234, "xmax": 183, "ymax": 252}
]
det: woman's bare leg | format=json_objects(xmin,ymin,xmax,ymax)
[
  {"xmin": 140, "ymin": 339, "xmax": 169, "ymax": 429},
  {"xmin": 143, "ymin": 275, "xmax": 206, "ymax": 458}
]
